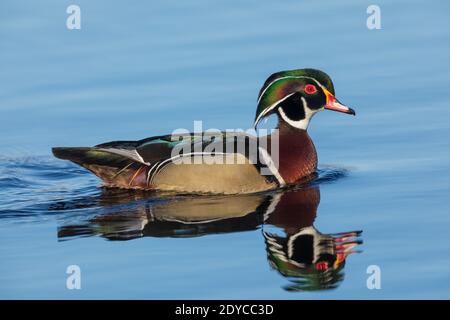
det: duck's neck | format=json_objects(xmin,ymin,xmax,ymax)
[{"xmin": 274, "ymin": 122, "xmax": 318, "ymax": 185}]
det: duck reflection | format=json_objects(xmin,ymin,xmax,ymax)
[
  {"xmin": 263, "ymin": 188, "xmax": 361, "ymax": 291},
  {"xmin": 57, "ymin": 186, "xmax": 362, "ymax": 291}
]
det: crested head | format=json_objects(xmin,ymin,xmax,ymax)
[{"xmin": 254, "ymin": 68, "xmax": 355, "ymax": 130}]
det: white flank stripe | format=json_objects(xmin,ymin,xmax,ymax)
[
  {"xmin": 258, "ymin": 147, "xmax": 286, "ymax": 186},
  {"xmin": 263, "ymin": 193, "xmax": 283, "ymax": 222}
]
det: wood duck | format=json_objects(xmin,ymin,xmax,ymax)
[{"xmin": 53, "ymin": 68, "xmax": 355, "ymax": 194}]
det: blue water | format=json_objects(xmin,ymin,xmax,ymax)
[{"xmin": 1, "ymin": 0, "xmax": 450, "ymax": 299}]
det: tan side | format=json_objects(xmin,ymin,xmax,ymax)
[{"xmin": 152, "ymin": 154, "xmax": 276, "ymax": 194}]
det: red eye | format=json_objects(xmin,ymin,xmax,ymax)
[{"xmin": 304, "ymin": 84, "xmax": 317, "ymax": 94}]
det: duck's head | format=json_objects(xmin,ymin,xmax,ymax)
[{"xmin": 254, "ymin": 68, "xmax": 355, "ymax": 130}]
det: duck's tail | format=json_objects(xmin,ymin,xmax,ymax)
[{"xmin": 52, "ymin": 147, "xmax": 148, "ymax": 188}]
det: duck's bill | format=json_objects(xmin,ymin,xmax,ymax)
[{"xmin": 323, "ymin": 88, "xmax": 356, "ymax": 116}]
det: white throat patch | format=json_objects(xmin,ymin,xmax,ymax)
[{"xmin": 278, "ymin": 97, "xmax": 318, "ymax": 130}]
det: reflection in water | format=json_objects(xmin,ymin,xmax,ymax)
[
  {"xmin": 263, "ymin": 187, "xmax": 361, "ymax": 291},
  {"xmin": 57, "ymin": 181, "xmax": 362, "ymax": 292}
]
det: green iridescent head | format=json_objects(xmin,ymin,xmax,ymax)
[{"xmin": 254, "ymin": 68, "xmax": 355, "ymax": 129}]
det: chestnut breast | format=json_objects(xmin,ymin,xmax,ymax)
[{"xmin": 275, "ymin": 125, "xmax": 318, "ymax": 185}]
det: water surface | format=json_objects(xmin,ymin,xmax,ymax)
[{"xmin": 1, "ymin": 0, "xmax": 450, "ymax": 299}]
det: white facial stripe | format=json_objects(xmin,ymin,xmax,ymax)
[
  {"xmin": 278, "ymin": 97, "xmax": 318, "ymax": 130},
  {"xmin": 254, "ymin": 92, "xmax": 296, "ymax": 128},
  {"xmin": 257, "ymin": 76, "xmax": 325, "ymax": 105}
]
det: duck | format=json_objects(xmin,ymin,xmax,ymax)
[{"xmin": 52, "ymin": 68, "xmax": 355, "ymax": 194}]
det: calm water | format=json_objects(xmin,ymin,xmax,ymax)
[{"xmin": 1, "ymin": 0, "xmax": 450, "ymax": 299}]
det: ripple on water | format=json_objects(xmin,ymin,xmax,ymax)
[
  {"xmin": 0, "ymin": 156, "xmax": 99, "ymax": 220},
  {"xmin": 315, "ymin": 166, "xmax": 349, "ymax": 184},
  {"xmin": 0, "ymin": 156, "xmax": 350, "ymax": 224}
]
